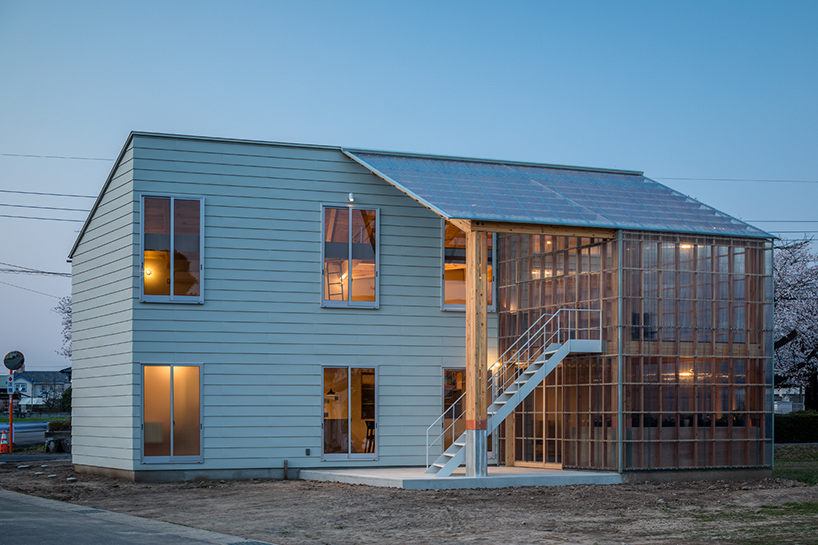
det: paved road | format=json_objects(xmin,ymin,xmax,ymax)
[{"xmin": 0, "ymin": 489, "xmax": 276, "ymax": 545}]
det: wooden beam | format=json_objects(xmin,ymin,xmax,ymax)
[
  {"xmin": 465, "ymin": 230, "xmax": 488, "ymax": 431},
  {"xmin": 448, "ymin": 218, "xmax": 472, "ymax": 233},
  {"xmin": 451, "ymin": 218, "xmax": 616, "ymax": 239}
]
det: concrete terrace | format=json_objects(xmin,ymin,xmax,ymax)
[{"xmin": 299, "ymin": 466, "xmax": 622, "ymax": 490}]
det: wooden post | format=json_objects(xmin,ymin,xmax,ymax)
[{"xmin": 465, "ymin": 228, "xmax": 488, "ymax": 477}]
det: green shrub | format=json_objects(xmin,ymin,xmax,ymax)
[
  {"xmin": 775, "ymin": 411, "xmax": 818, "ymax": 443},
  {"xmin": 61, "ymin": 386, "xmax": 71, "ymax": 412},
  {"xmin": 47, "ymin": 419, "xmax": 71, "ymax": 432}
]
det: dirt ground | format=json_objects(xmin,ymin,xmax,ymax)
[{"xmin": 1, "ymin": 458, "xmax": 817, "ymax": 545}]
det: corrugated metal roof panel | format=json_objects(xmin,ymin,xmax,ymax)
[{"xmin": 347, "ymin": 151, "xmax": 772, "ymax": 239}]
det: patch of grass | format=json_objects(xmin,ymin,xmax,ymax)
[
  {"xmin": 776, "ymin": 444, "xmax": 818, "ymax": 462},
  {"xmin": 774, "ymin": 466, "xmax": 818, "ymax": 485},
  {"xmin": 14, "ymin": 444, "xmax": 46, "ymax": 452},
  {"xmin": 692, "ymin": 503, "xmax": 818, "ymax": 545},
  {"xmin": 760, "ymin": 502, "xmax": 818, "ymax": 514},
  {"xmin": 774, "ymin": 444, "xmax": 818, "ymax": 484}
]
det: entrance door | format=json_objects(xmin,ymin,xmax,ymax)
[
  {"xmin": 514, "ymin": 377, "xmax": 562, "ymax": 468},
  {"xmin": 443, "ymin": 368, "xmax": 465, "ymax": 450},
  {"xmin": 443, "ymin": 368, "xmax": 494, "ymax": 457},
  {"xmin": 323, "ymin": 367, "xmax": 377, "ymax": 460}
]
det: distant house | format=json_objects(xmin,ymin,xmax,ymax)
[
  {"xmin": 68, "ymin": 132, "xmax": 774, "ymax": 482},
  {"xmin": 12, "ymin": 371, "xmax": 70, "ymax": 412}
]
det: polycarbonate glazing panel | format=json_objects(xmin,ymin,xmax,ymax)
[{"xmin": 349, "ymin": 152, "xmax": 771, "ymax": 238}]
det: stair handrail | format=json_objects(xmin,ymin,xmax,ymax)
[
  {"xmin": 424, "ymin": 312, "xmax": 552, "ymax": 467},
  {"xmin": 425, "ymin": 308, "xmax": 601, "ymax": 469},
  {"xmin": 488, "ymin": 308, "xmax": 602, "ymax": 413}
]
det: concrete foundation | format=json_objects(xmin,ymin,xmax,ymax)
[
  {"xmin": 73, "ymin": 463, "xmax": 774, "ymax": 487},
  {"xmin": 621, "ymin": 468, "xmax": 773, "ymax": 484},
  {"xmin": 74, "ymin": 464, "xmax": 295, "ymax": 483}
]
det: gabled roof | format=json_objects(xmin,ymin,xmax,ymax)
[
  {"xmin": 345, "ymin": 151, "xmax": 772, "ymax": 239},
  {"xmin": 68, "ymin": 133, "xmax": 772, "ymax": 260},
  {"xmin": 14, "ymin": 371, "xmax": 70, "ymax": 385}
]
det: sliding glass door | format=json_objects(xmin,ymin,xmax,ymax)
[{"xmin": 322, "ymin": 367, "xmax": 377, "ymax": 460}]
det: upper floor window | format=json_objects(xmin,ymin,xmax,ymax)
[
  {"xmin": 141, "ymin": 196, "xmax": 204, "ymax": 303},
  {"xmin": 442, "ymin": 220, "xmax": 495, "ymax": 311},
  {"xmin": 322, "ymin": 205, "xmax": 379, "ymax": 308}
]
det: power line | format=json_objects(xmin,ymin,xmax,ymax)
[
  {"xmin": 0, "ymin": 203, "xmax": 89, "ymax": 213},
  {"xmin": 0, "ymin": 261, "xmax": 39, "ymax": 273},
  {"xmin": 0, "ymin": 213, "xmax": 84, "ymax": 223},
  {"xmin": 0, "ymin": 269, "xmax": 70, "ymax": 277},
  {"xmin": 0, "ymin": 152, "xmax": 112, "ymax": 162},
  {"xmin": 0, "ymin": 189, "xmax": 95, "ymax": 199},
  {"xmin": 0, "ymin": 261, "xmax": 70, "ymax": 278},
  {"xmin": 2, "ymin": 150, "xmax": 816, "ymax": 184},
  {"xmin": 0, "ymin": 279, "xmax": 60, "ymax": 299},
  {"xmin": 656, "ymin": 177, "xmax": 818, "ymax": 184}
]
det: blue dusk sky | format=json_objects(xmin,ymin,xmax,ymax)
[{"xmin": 1, "ymin": 1, "xmax": 816, "ymax": 370}]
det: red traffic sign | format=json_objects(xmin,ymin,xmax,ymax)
[{"xmin": 3, "ymin": 351, "xmax": 24, "ymax": 371}]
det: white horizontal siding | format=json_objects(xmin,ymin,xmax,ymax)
[
  {"xmin": 75, "ymin": 135, "xmax": 500, "ymax": 474},
  {"xmin": 71, "ymin": 144, "xmax": 139, "ymax": 471}
]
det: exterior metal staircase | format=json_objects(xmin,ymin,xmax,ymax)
[{"xmin": 425, "ymin": 308, "xmax": 603, "ymax": 477}]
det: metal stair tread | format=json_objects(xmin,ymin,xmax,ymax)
[{"xmin": 425, "ymin": 310, "xmax": 601, "ymax": 477}]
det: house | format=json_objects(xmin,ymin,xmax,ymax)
[
  {"xmin": 68, "ymin": 132, "xmax": 774, "ymax": 482},
  {"xmin": 11, "ymin": 371, "xmax": 70, "ymax": 413}
]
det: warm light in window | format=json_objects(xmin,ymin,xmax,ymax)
[
  {"xmin": 145, "ymin": 268, "xmax": 153, "ymax": 277},
  {"xmin": 679, "ymin": 371, "xmax": 694, "ymax": 379},
  {"xmin": 680, "ymin": 244, "xmax": 693, "ymax": 249}
]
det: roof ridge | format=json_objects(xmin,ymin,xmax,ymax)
[{"xmin": 345, "ymin": 147, "xmax": 644, "ymax": 176}]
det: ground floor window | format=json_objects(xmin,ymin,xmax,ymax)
[
  {"xmin": 142, "ymin": 364, "xmax": 202, "ymax": 462},
  {"xmin": 323, "ymin": 367, "xmax": 377, "ymax": 459}
]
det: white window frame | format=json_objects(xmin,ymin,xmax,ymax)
[
  {"xmin": 140, "ymin": 363, "xmax": 204, "ymax": 464},
  {"xmin": 320, "ymin": 204, "xmax": 380, "ymax": 309},
  {"xmin": 441, "ymin": 219, "xmax": 497, "ymax": 312},
  {"xmin": 140, "ymin": 195, "xmax": 205, "ymax": 304},
  {"xmin": 321, "ymin": 366, "xmax": 379, "ymax": 461}
]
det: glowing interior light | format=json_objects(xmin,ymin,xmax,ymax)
[
  {"xmin": 144, "ymin": 268, "xmax": 153, "ymax": 277},
  {"xmin": 680, "ymin": 244, "xmax": 694, "ymax": 249},
  {"xmin": 341, "ymin": 272, "xmax": 348, "ymax": 280}
]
